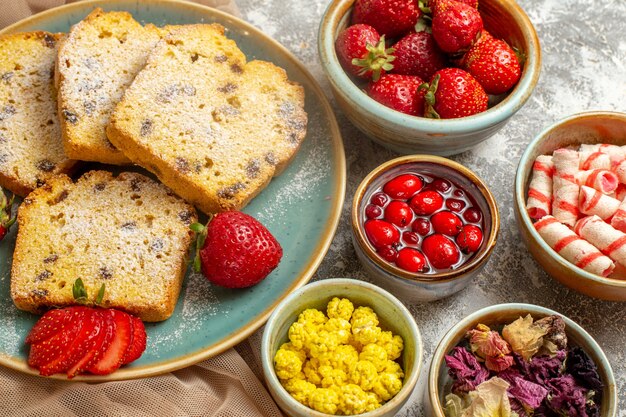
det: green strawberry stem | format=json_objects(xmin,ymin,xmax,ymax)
[
  {"xmin": 190, "ymin": 214, "xmax": 214, "ymax": 273},
  {"xmin": 72, "ymin": 277, "xmax": 106, "ymax": 305},
  {"xmin": 0, "ymin": 189, "xmax": 16, "ymax": 230},
  {"xmin": 96, "ymin": 283, "xmax": 106, "ymax": 304},
  {"xmin": 418, "ymin": 0, "xmax": 432, "ymax": 14},
  {"xmin": 414, "ymin": 17, "xmax": 432, "ymax": 33},
  {"xmin": 351, "ymin": 36, "xmax": 396, "ymax": 82},
  {"xmin": 420, "ymin": 74, "xmax": 442, "ymax": 119}
]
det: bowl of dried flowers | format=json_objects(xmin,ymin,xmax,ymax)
[{"xmin": 426, "ymin": 303, "xmax": 617, "ymax": 416}]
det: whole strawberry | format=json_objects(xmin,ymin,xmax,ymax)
[
  {"xmin": 191, "ymin": 212, "xmax": 283, "ymax": 288},
  {"xmin": 460, "ymin": 31, "xmax": 521, "ymax": 94},
  {"xmin": 352, "ymin": 0, "xmax": 421, "ymax": 39},
  {"xmin": 368, "ymin": 74, "xmax": 426, "ymax": 116},
  {"xmin": 0, "ymin": 187, "xmax": 16, "ymax": 241},
  {"xmin": 420, "ymin": 67, "xmax": 488, "ymax": 119},
  {"xmin": 335, "ymin": 24, "xmax": 394, "ymax": 81},
  {"xmin": 431, "ymin": 0, "xmax": 483, "ymax": 54},
  {"xmin": 391, "ymin": 30, "xmax": 447, "ymax": 81}
]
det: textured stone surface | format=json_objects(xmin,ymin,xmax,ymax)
[{"xmin": 239, "ymin": 0, "xmax": 626, "ymax": 414}]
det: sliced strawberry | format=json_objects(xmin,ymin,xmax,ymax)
[
  {"xmin": 66, "ymin": 309, "xmax": 112, "ymax": 378},
  {"xmin": 26, "ymin": 306, "xmax": 87, "ymax": 345},
  {"xmin": 27, "ymin": 307, "xmax": 90, "ymax": 369},
  {"xmin": 38, "ymin": 308, "xmax": 101, "ymax": 376},
  {"xmin": 87, "ymin": 309, "xmax": 132, "ymax": 375},
  {"xmin": 122, "ymin": 315, "xmax": 147, "ymax": 365}
]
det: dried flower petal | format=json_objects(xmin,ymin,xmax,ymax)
[
  {"xmin": 445, "ymin": 346, "xmax": 490, "ymax": 393},
  {"xmin": 514, "ymin": 350, "xmax": 566, "ymax": 386},
  {"xmin": 468, "ymin": 324, "xmax": 512, "ymax": 358},
  {"xmin": 566, "ymin": 346, "xmax": 603, "ymax": 394},
  {"xmin": 460, "ymin": 377, "xmax": 515, "ymax": 417},
  {"xmin": 534, "ymin": 315, "xmax": 567, "ymax": 355},
  {"xmin": 445, "ymin": 393, "xmax": 471, "ymax": 417},
  {"xmin": 467, "ymin": 324, "xmax": 513, "ymax": 372},
  {"xmin": 485, "ymin": 354, "xmax": 514, "ymax": 372},
  {"xmin": 502, "ymin": 315, "xmax": 549, "ymax": 361},
  {"xmin": 545, "ymin": 375, "xmax": 590, "ymax": 417},
  {"xmin": 498, "ymin": 368, "xmax": 548, "ymax": 409}
]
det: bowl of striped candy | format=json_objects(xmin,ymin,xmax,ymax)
[{"xmin": 514, "ymin": 111, "xmax": 626, "ymax": 300}]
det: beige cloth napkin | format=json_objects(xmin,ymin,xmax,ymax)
[{"xmin": 0, "ymin": 2, "xmax": 283, "ymax": 416}]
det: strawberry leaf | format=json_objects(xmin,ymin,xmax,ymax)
[
  {"xmin": 96, "ymin": 283, "xmax": 106, "ymax": 305},
  {"xmin": 415, "ymin": 17, "xmax": 432, "ymax": 33},
  {"xmin": 190, "ymin": 217, "xmax": 212, "ymax": 274},
  {"xmin": 418, "ymin": 0, "xmax": 432, "ymax": 14},
  {"xmin": 189, "ymin": 223, "xmax": 206, "ymax": 233},
  {"xmin": 352, "ymin": 36, "xmax": 395, "ymax": 82},
  {"xmin": 0, "ymin": 188, "xmax": 16, "ymax": 229},
  {"xmin": 73, "ymin": 278, "xmax": 88, "ymax": 303}
]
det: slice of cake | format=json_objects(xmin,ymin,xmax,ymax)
[
  {"xmin": 11, "ymin": 171, "xmax": 197, "ymax": 322},
  {"xmin": 107, "ymin": 24, "xmax": 307, "ymax": 214},
  {"xmin": 0, "ymin": 31, "xmax": 77, "ymax": 197},
  {"xmin": 56, "ymin": 9, "xmax": 170, "ymax": 165}
]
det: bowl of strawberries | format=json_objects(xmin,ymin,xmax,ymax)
[
  {"xmin": 351, "ymin": 154, "xmax": 500, "ymax": 302},
  {"xmin": 318, "ymin": 0, "xmax": 540, "ymax": 156}
]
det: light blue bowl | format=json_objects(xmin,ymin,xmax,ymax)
[
  {"xmin": 318, "ymin": 0, "xmax": 541, "ymax": 156},
  {"xmin": 261, "ymin": 278, "xmax": 423, "ymax": 417},
  {"xmin": 425, "ymin": 303, "xmax": 617, "ymax": 417}
]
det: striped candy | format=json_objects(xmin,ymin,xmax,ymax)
[
  {"xmin": 579, "ymin": 186, "xmax": 621, "ymax": 220},
  {"xmin": 611, "ymin": 198, "xmax": 626, "ymax": 233},
  {"xmin": 576, "ymin": 169, "xmax": 618, "ymax": 194},
  {"xmin": 526, "ymin": 155, "xmax": 553, "ymax": 220},
  {"xmin": 579, "ymin": 144, "xmax": 626, "ymax": 167},
  {"xmin": 535, "ymin": 215, "xmax": 614, "ymax": 277},
  {"xmin": 575, "ymin": 215, "xmax": 626, "ymax": 268},
  {"xmin": 613, "ymin": 160, "xmax": 626, "ymax": 184},
  {"xmin": 579, "ymin": 150, "xmax": 611, "ymax": 171},
  {"xmin": 552, "ymin": 149, "xmax": 580, "ymax": 227}
]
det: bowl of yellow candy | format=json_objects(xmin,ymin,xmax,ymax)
[{"xmin": 261, "ymin": 278, "xmax": 423, "ymax": 417}]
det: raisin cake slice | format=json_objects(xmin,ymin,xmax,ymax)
[
  {"xmin": 56, "ymin": 9, "xmax": 171, "ymax": 165},
  {"xmin": 11, "ymin": 171, "xmax": 197, "ymax": 322},
  {"xmin": 107, "ymin": 24, "xmax": 307, "ymax": 214},
  {"xmin": 0, "ymin": 32, "xmax": 77, "ymax": 197}
]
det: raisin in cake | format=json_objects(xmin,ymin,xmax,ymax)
[
  {"xmin": 107, "ymin": 24, "xmax": 307, "ymax": 214},
  {"xmin": 11, "ymin": 171, "xmax": 197, "ymax": 322},
  {"xmin": 0, "ymin": 32, "xmax": 76, "ymax": 197},
  {"xmin": 56, "ymin": 9, "xmax": 171, "ymax": 165}
]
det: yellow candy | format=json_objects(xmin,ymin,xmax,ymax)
[
  {"xmin": 309, "ymin": 388, "xmax": 339, "ymax": 415},
  {"xmin": 327, "ymin": 297, "xmax": 354, "ymax": 321},
  {"xmin": 274, "ymin": 349, "xmax": 303, "ymax": 381},
  {"xmin": 275, "ymin": 297, "xmax": 405, "ymax": 414}
]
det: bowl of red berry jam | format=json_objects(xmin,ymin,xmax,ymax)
[{"xmin": 351, "ymin": 155, "xmax": 499, "ymax": 301}]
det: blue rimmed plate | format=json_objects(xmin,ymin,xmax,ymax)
[{"xmin": 0, "ymin": 0, "xmax": 345, "ymax": 381}]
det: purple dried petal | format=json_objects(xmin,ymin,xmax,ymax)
[
  {"xmin": 498, "ymin": 368, "xmax": 548, "ymax": 409},
  {"xmin": 444, "ymin": 346, "xmax": 489, "ymax": 393},
  {"xmin": 545, "ymin": 375, "xmax": 590, "ymax": 417},
  {"xmin": 566, "ymin": 346, "xmax": 603, "ymax": 394},
  {"xmin": 514, "ymin": 350, "xmax": 566, "ymax": 385}
]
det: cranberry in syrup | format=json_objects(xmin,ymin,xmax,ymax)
[
  {"xmin": 363, "ymin": 171, "xmax": 485, "ymax": 274},
  {"xmin": 365, "ymin": 204, "xmax": 382, "ymax": 219},
  {"xmin": 384, "ymin": 201, "xmax": 413, "ymax": 227}
]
